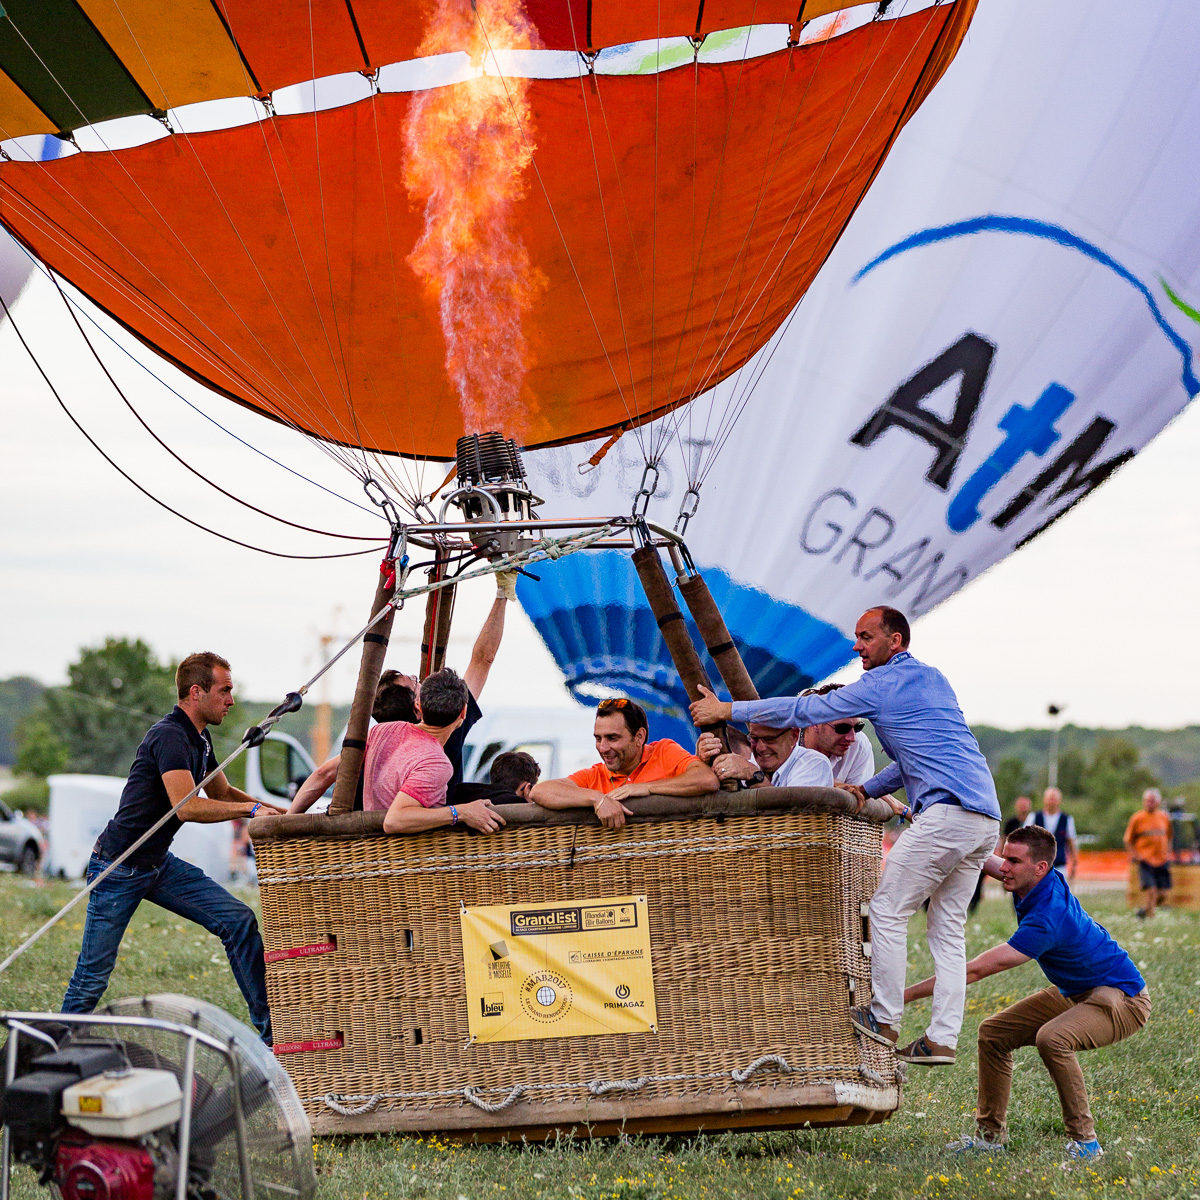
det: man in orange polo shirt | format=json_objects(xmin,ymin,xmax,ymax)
[
  {"xmin": 529, "ymin": 698, "xmax": 718, "ymax": 829},
  {"xmin": 1125, "ymin": 787, "xmax": 1173, "ymax": 919}
]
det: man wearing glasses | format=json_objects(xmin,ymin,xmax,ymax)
[
  {"xmin": 691, "ymin": 606, "xmax": 1000, "ymax": 1069},
  {"xmin": 698, "ymin": 684, "xmax": 874, "ymax": 789},
  {"xmin": 530, "ymin": 698, "xmax": 719, "ymax": 829},
  {"xmin": 696, "ymin": 722, "xmax": 833, "ymax": 788}
]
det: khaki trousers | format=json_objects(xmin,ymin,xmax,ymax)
[{"xmin": 977, "ymin": 985, "xmax": 1151, "ymax": 1141}]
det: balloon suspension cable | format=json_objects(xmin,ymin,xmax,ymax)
[{"xmin": 0, "ymin": 518, "xmax": 619, "ymax": 980}]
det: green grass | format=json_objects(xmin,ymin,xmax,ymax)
[{"xmin": 1, "ymin": 878, "xmax": 1198, "ymax": 1199}]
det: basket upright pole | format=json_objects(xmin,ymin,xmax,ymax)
[
  {"xmin": 631, "ymin": 546, "xmax": 737, "ymax": 786},
  {"xmin": 419, "ymin": 545, "xmax": 456, "ymax": 680},
  {"xmin": 329, "ymin": 559, "xmax": 398, "ymax": 815},
  {"xmin": 676, "ymin": 571, "xmax": 758, "ymax": 702}
]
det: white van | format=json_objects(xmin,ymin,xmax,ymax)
[{"xmin": 46, "ymin": 732, "xmax": 317, "ymax": 881}]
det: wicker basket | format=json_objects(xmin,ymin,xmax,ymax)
[{"xmin": 249, "ymin": 787, "xmax": 899, "ymax": 1138}]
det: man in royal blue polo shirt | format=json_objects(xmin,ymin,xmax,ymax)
[
  {"xmin": 62, "ymin": 652, "xmax": 282, "ymax": 1042},
  {"xmin": 904, "ymin": 825, "xmax": 1150, "ymax": 1161},
  {"xmin": 692, "ymin": 606, "xmax": 1000, "ymax": 1067}
]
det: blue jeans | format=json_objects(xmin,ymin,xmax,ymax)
[{"xmin": 62, "ymin": 851, "xmax": 271, "ymax": 1043}]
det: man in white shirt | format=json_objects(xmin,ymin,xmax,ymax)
[
  {"xmin": 1023, "ymin": 786, "xmax": 1078, "ymax": 882},
  {"xmin": 797, "ymin": 683, "xmax": 875, "ymax": 785},
  {"xmin": 697, "ymin": 722, "xmax": 833, "ymax": 789}
]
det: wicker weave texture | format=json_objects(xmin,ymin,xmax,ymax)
[{"xmin": 255, "ymin": 810, "xmax": 895, "ymax": 1131}]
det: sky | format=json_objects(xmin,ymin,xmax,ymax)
[{"xmin": 1, "ymin": 263, "xmax": 1197, "ymax": 734}]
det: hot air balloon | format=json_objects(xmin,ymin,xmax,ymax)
[
  {"xmin": 0, "ymin": 0, "xmax": 973, "ymax": 466},
  {"xmin": 0, "ymin": 0, "xmax": 983, "ymax": 1142},
  {"xmin": 520, "ymin": 0, "xmax": 1200, "ymax": 741}
]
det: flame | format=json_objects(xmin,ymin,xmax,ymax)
[{"xmin": 403, "ymin": 0, "xmax": 546, "ymax": 438}]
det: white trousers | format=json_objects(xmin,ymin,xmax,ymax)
[{"xmin": 868, "ymin": 804, "xmax": 999, "ymax": 1048}]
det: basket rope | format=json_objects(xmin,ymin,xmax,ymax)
[
  {"xmin": 257, "ymin": 829, "xmax": 875, "ymax": 887},
  {"xmin": 320, "ymin": 1052, "xmax": 898, "ymax": 1115}
]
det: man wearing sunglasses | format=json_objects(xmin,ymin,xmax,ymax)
[
  {"xmin": 798, "ymin": 683, "xmax": 876, "ymax": 785},
  {"xmin": 530, "ymin": 697, "xmax": 719, "ymax": 829},
  {"xmin": 690, "ymin": 606, "xmax": 1000, "ymax": 1069}
]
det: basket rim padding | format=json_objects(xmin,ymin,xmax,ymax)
[{"xmin": 249, "ymin": 785, "xmax": 894, "ymax": 843}]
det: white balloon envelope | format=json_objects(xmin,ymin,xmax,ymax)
[{"xmin": 520, "ymin": 0, "xmax": 1200, "ymax": 742}]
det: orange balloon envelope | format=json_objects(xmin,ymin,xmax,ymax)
[{"xmin": 0, "ymin": 0, "xmax": 976, "ymax": 457}]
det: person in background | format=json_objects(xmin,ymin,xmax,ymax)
[
  {"xmin": 452, "ymin": 750, "xmax": 541, "ymax": 805},
  {"xmin": 1023, "ymin": 786, "xmax": 1078, "ymax": 883},
  {"xmin": 691, "ymin": 606, "xmax": 1000, "ymax": 1068},
  {"xmin": 62, "ymin": 653, "xmax": 284, "ymax": 1042},
  {"xmin": 286, "ymin": 571, "xmax": 516, "ymax": 812},
  {"xmin": 922, "ymin": 826, "xmax": 1149, "ymax": 1162},
  {"xmin": 970, "ymin": 794, "xmax": 1035, "ymax": 915},
  {"xmin": 696, "ymin": 720, "xmax": 833, "ymax": 790},
  {"xmin": 531, "ymin": 698, "xmax": 718, "ymax": 829},
  {"xmin": 1124, "ymin": 787, "xmax": 1172, "ymax": 919},
  {"xmin": 1168, "ymin": 796, "xmax": 1198, "ymax": 863},
  {"xmin": 1005, "ymin": 795, "xmax": 1033, "ymax": 839},
  {"xmin": 365, "ymin": 668, "xmax": 504, "ymax": 836},
  {"xmin": 798, "ymin": 683, "xmax": 876, "ymax": 785}
]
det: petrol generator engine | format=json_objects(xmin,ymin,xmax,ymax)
[
  {"xmin": 1, "ymin": 1038, "xmax": 181, "ymax": 1200},
  {"xmin": 0, "ymin": 996, "xmax": 315, "ymax": 1200}
]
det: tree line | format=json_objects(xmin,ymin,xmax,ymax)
[{"xmin": 2, "ymin": 638, "xmax": 1192, "ymax": 848}]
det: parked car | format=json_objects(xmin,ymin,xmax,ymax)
[{"xmin": 0, "ymin": 797, "xmax": 45, "ymax": 875}]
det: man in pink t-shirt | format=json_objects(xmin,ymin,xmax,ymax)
[{"xmin": 363, "ymin": 668, "xmax": 505, "ymax": 836}]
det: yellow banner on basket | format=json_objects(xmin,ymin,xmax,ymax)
[{"xmin": 460, "ymin": 895, "xmax": 657, "ymax": 1044}]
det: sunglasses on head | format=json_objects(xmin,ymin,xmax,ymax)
[
  {"xmin": 597, "ymin": 698, "xmax": 632, "ymax": 712},
  {"xmin": 830, "ymin": 722, "xmax": 866, "ymax": 735}
]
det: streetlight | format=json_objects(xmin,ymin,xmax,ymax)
[{"xmin": 1047, "ymin": 703, "xmax": 1067, "ymax": 788}]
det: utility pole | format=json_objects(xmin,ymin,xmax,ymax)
[
  {"xmin": 1047, "ymin": 702, "xmax": 1067, "ymax": 788},
  {"xmin": 312, "ymin": 608, "xmax": 344, "ymax": 764}
]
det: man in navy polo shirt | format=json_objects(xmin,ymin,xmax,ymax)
[
  {"xmin": 62, "ymin": 652, "xmax": 281, "ymax": 1042},
  {"xmin": 904, "ymin": 825, "xmax": 1150, "ymax": 1161}
]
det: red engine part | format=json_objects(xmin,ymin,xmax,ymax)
[{"xmin": 55, "ymin": 1136, "xmax": 156, "ymax": 1200}]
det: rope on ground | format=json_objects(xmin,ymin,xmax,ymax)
[{"xmin": 319, "ymin": 1052, "xmax": 901, "ymax": 1115}]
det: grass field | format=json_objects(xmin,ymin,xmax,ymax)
[{"xmin": 1, "ymin": 876, "xmax": 1197, "ymax": 1199}]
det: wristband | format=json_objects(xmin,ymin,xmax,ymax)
[
  {"xmin": 250, "ymin": 803, "xmax": 261, "ymax": 818},
  {"xmin": 899, "ymin": 805, "xmax": 912, "ymax": 822},
  {"xmin": 450, "ymin": 806, "xmax": 459, "ymax": 826}
]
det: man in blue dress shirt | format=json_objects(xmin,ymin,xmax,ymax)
[
  {"xmin": 691, "ymin": 606, "xmax": 1001, "ymax": 1066},
  {"xmin": 905, "ymin": 825, "xmax": 1149, "ymax": 1161}
]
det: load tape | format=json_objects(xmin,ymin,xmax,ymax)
[
  {"xmin": 274, "ymin": 1035, "xmax": 344, "ymax": 1055},
  {"xmin": 264, "ymin": 938, "xmax": 337, "ymax": 964}
]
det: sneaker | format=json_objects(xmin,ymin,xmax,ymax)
[
  {"xmin": 1066, "ymin": 1139, "xmax": 1104, "ymax": 1161},
  {"xmin": 1135, "ymin": 908, "xmax": 1147, "ymax": 919},
  {"xmin": 849, "ymin": 1005, "xmax": 898, "ymax": 1047},
  {"xmin": 946, "ymin": 1133, "xmax": 1006, "ymax": 1154},
  {"xmin": 897, "ymin": 1035, "xmax": 956, "ymax": 1065}
]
